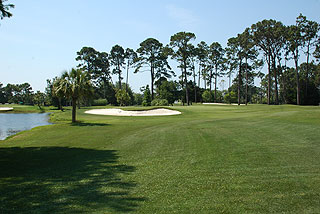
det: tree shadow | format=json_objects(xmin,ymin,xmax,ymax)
[
  {"xmin": 0, "ymin": 147, "xmax": 145, "ymax": 213},
  {"xmin": 71, "ymin": 122, "xmax": 110, "ymax": 127}
]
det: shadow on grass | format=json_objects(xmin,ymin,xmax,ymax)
[
  {"xmin": 71, "ymin": 122, "xmax": 110, "ymax": 127},
  {"xmin": 0, "ymin": 147, "xmax": 145, "ymax": 213}
]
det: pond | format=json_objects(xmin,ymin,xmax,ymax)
[{"xmin": 0, "ymin": 113, "xmax": 52, "ymax": 140}]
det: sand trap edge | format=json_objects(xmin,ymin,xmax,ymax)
[{"xmin": 84, "ymin": 108, "xmax": 181, "ymax": 117}]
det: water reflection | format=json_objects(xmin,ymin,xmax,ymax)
[{"xmin": 0, "ymin": 113, "xmax": 52, "ymax": 140}]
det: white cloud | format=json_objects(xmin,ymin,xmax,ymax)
[{"xmin": 165, "ymin": 4, "xmax": 199, "ymax": 29}]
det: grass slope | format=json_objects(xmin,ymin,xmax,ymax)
[{"xmin": 0, "ymin": 105, "xmax": 320, "ymax": 213}]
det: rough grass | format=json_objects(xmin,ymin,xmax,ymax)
[{"xmin": 0, "ymin": 104, "xmax": 320, "ymax": 213}]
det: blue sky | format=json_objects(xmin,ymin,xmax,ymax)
[{"xmin": 1, "ymin": 0, "xmax": 319, "ymax": 92}]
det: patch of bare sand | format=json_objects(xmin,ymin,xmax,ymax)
[
  {"xmin": 85, "ymin": 108, "xmax": 181, "ymax": 116},
  {"xmin": 0, "ymin": 107, "xmax": 13, "ymax": 111}
]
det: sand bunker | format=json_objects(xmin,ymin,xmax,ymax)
[
  {"xmin": 0, "ymin": 107, "xmax": 13, "ymax": 111},
  {"xmin": 85, "ymin": 108, "xmax": 181, "ymax": 116}
]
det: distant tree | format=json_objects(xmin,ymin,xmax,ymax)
[
  {"xmin": 124, "ymin": 48, "xmax": 137, "ymax": 93},
  {"xmin": 170, "ymin": 32, "xmax": 196, "ymax": 105},
  {"xmin": 296, "ymin": 14, "xmax": 320, "ymax": 101},
  {"xmin": 196, "ymin": 41, "xmax": 209, "ymax": 89},
  {"xmin": 155, "ymin": 78, "xmax": 178, "ymax": 105},
  {"xmin": 208, "ymin": 42, "xmax": 225, "ymax": 102},
  {"xmin": 94, "ymin": 51, "xmax": 111, "ymax": 99},
  {"xmin": 0, "ymin": 82, "xmax": 6, "ymax": 103},
  {"xmin": 315, "ymin": 40, "xmax": 320, "ymax": 60},
  {"xmin": 135, "ymin": 38, "xmax": 172, "ymax": 100},
  {"xmin": 110, "ymin": 45, "xmax": 126, "ymax": 89},
  {"xmin": 251, "ymin": 20, "xmax": 285, "ymax": 105},
  {"xmin": 286, "ymin": 24, "xmax": 304, "ymax": 105},
  {"xmin": 227, "ymin": 36, "xmax": 244, "ymax": 105},
  {"xmin": 142, "ymin": 85, "xmax": 152, "ymax": 106},
  {"xmin": 33, "ymin": 91, "xmax": 45, "ymax": 109},
  {"xmin": 76, "ymin": 47, "xmax": 99, "ymax": 75},
  {"xmin": 115, "ymin": 89, "xmax": 130, "ymax": 106},
  {"xmin": 51, "ymin": 77, "xmax": 66, "ymax": 111},
  {"xmin": 0, "ymin": 0, "xmax": 14, "ymax": 20},
  {"xmin": 55, "ymin": 69, "xmax": 93, "ymax": 123}
]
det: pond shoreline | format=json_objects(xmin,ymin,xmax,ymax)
[{"xmin": 0, "ymin": 113, "xmax": 52, "ymax": 140}]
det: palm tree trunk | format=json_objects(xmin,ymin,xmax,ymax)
[{"xmin": 72, "ymin": 98, "xmax": 77, "ymax": 123}]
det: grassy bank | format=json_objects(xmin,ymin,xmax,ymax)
[{"xmin": 0, "ymin": 104, "xmax": 320, "ymax": 213}]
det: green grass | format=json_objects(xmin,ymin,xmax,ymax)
[{"xmin": 1, "ymin": 104, "xmax": 320, "ymax": 213}]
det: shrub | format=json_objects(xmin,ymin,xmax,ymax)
[
  {"xmin": 151, "ymin": 99, "xmax": 169, "ymax": 106},
  {"xmin": 92, "ymin": 99, "xmax": 108, "ymax": 106},
  {"xmin": 142, "ymin": 85, "xmax": 151, "ymax": 106},
  {"xmin": 224, "ymin": 91, "xmax": 237, "ymax": 104},
  {"xmin": 202, "ymin": 90, "xmax": 213, "ymax": 102},
  {"xmin": 115, "ymin": 89, "xmax": 130, "ymax": 106}
]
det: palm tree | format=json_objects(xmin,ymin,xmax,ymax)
[
  {"xmin": 0, "ymin": 0, "xmax": 14, "ymax": 20},
  {"xmin": 56, "ymin": 68, "xmax": 93, "ymax": 123},
  {"xmin": 52, "ymin": 77, "xmax": 65, "ymax": 111}
]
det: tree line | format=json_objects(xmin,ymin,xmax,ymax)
[{"xmin": 47, "ymin": 14, "xmax": 320, "ymax": 110}]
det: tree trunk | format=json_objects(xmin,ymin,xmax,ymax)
[
  {"xmin": 193, "ymin": 64, "xmax": 197, "ymax": 103},
  {"xmin": 198, "ymin": 65, "xmax": 201, "ymax": 89},
  {"xmin": 151, "ymin": 65, "xmax": 154, "ymax": 100},
  {"xmin": 214, "ymin": 66, "xmax": 217, "ymax": 103},
  {"xmin": 305, "ymin": 41, "xmax": 310, "ymax": 104},
  {"xmin": 245, "ymin": 58, "xmax": 248, "ymax": 105},
  {"xmin": 238, "ymin": 59, "xmax": 242, "ymax": 106},
  {"xmin": 209, "ymin": 69, "xmax": 212, "ymax": 93},
  {"xmin": 184, "ymin": 61, "xmax": 189, "ymax": 105},
  {"xmin": 229, "ymin": 70, "xmax": 232, "ymax": 89},
  {"xmin": 58, "ymin": 97, "xmax": 63, "ymax": 111},
  {"xmin": 72, "ymin": 98, "xmax": 77, "ymax": 123},
  {"xmin": 273, "ymin": 57, "xmax": 279, "ymax": 105},
  {"xmin": 126, "ymin": 61, "xmax": 129, "ymax": 93},
  {"xmin": 267, "ymin": 54, "xmax": 271, "ymax": 105},
  {"xmin": 295, "ymin": 55, "xmax": 300, "ymax": 105}
]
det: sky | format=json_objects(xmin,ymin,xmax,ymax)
[{"xmin": 1, "ymin": 0, "xmax": 320, "ymax": 92}]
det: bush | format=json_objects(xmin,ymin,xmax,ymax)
[
  {"xmin": 151, "ymin": 99, "xmax": 169, "ymax": 106},
  {"xmin": 133, "ymin": 93, "xmax": 143, "ymax": 105},
  {"xmin": 224, "ymin": 91, "xmax": 237, "ymax": 104},
  {"xmin": 202, "ymin": 90, "xmax": 213, "ymax": 102},
  {"xmin": 92, "ymin": 99, "xmax": 108, "ymax": 106},
  {"xmin": 142, "ymin": 85, "xmax": 151, "ymax": 106},
  {"xmin": 115, "ymin": 89, "xmax": 130, "ymax": 106}
]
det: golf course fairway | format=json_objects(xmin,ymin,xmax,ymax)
[{"xmin": 0, "ymin": 104, "xmax": 319, "ymax": 213}]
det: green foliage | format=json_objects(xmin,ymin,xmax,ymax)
[
  {"xmin": 224, "ymin": 91, "xmax": 237, "ymax": 104},
  {"xmin": 151, "ymin": 99, "xmax": 169, "ymax": 106},
  {"xmin": 115, "ymin": 89, "xmax": 130, "ymax": 106},
  {"xmin": 202, "ymin": 90, "xmax": 213, "ymax": 102},
  {"xmin": 33, "ymin": 91, "xmax": 45, "ymax": 109},
  {"xmin": 0, "ymin": 0, "xmax": 14, "ymax": 20},
  {"xmin": 133, "ymin": 93, "xmax": 143, "ymax": 105},
  {"xmin": 92, "ymin": 99, "xmax": 107, "ymax": 106},
  {"xmin": 55, "ymin": 68, "xmax": 93, "ymax": 122},
  {"xmin": 142, "ymin": 85, "xmax": 151, "ymax": 106},
  {"xmin": 155, "ymin": 78, "xmax": 178, "ymax": 105}
]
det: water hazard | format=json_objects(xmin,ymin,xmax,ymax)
[{"xmin": 0, "ymin": 113, "xmax": 52, "ymax": 140}]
